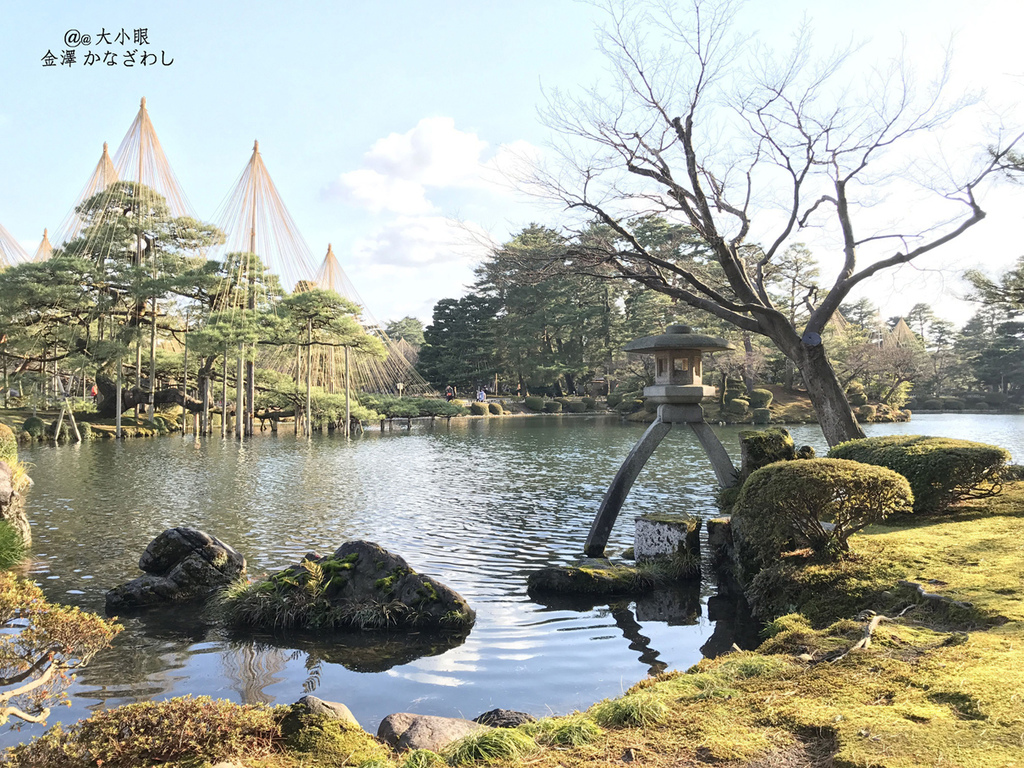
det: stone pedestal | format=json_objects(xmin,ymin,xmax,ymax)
[{"xmin": 634, "ymin": 513, "xmax": 700, "ymax": 562}]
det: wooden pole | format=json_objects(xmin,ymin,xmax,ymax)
[
  {"xmin": 115, "ymin": 353, "xmax": 123, "ymax": 439},
  {"xmin": 221, "ymin": 346, "xmax": 228, "ymax": 438},
  {"xmin": 148, "ymin": 237, "xmax": 157, "ymax": 422},
  {"xmin": 236, "ymin": 344, "xmax": 244, "ymax": 440},
  {"xmin": 2, "ymin": 355, "xmax": 7, "ymax": 409},
  {"xmin": 305, "ymin": 318, "xmax": 312, "ymax": 438},
  {"xmin": 344, "ymin": 345, "xmax": 351, "ymax": 438},
  {"xmin": 182, "ymin": 311, "xmax": 189, "ymax": 435}
]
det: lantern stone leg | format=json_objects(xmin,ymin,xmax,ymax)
[
  {"xmin": 584, "ymin": 415, "xmax": 671, "ymax": 557},
  {"xmin": 584, "ymin": 404, "xmax": 737, "ymax": 557}
]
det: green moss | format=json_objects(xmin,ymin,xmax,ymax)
[
  {"xmin": 528, "ymin": 552, "xmax": 699, "ymax": 595},
  {"xmin": 374, "ymin": 567, "xmax": 409, "ymax": 595},
  {"xmin": 0, "ymin": 423, "xmax": 16, "ymax": 464},
  {"xmin": 415, "ymin": 579, "xmax": 441, "ymax": 604},
  {"xmin": 285, "ymin": 710, "xmax": 390, "ymax": 766}
]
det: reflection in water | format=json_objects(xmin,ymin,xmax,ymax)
[
  {"xmin": 7, "ymin": 413, "xmax": 1018, "ymax": 747},
  {"xmin": 233, "ymin": 629, "xmax": 471, "ymax": 675}
]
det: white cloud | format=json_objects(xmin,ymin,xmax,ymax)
[
  {"xmin": 364, "ymin": 117, "xmax": 489, "ymax": 187},
  {"xmin": 334, "ymin": 168, "xmax": 434, "ymax": 215},
  {"xmin": 351, "ymin": 216, "xmax": 493, "ymax": 268}
]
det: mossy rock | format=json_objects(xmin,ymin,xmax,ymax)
[
  {"xmin": 282, "ymin": 708, "xmax": 389, "ymax": 766},
  {"xmin": 48, "ymin": 419, "xmax": 71, "ymax": 442},
  {"xmin": 487, "ymin": 402, "xmax": 503, "ymax": 415},
  {"xmin": 751, "ymin": 407, "xmax": 771, "ymax": 424}
]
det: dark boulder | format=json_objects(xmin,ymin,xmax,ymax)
[
  {"xmin": 473, "ymin": 709, "xmax": 536, "ymax": 728},
  {"xmin": 106, "ymin": 527, "xmax": 245, "ymax": 613}
]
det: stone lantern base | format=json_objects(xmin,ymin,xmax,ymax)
[{"xmin": 642, "ymin": 384, "xmax": 715, "ymax": 404}]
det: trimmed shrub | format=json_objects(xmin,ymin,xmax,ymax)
[
  {"xmin": 941, "ymin": 397, "xmax": 966, "ymax": 411},
  {"xmin": 856, "ymin": 404, "xmax": 877, "ymax": 422},
  {"xmin": 973, "ymin": 401, "xmax": 991, "ymax": 411},
  {"xmin": 582, "ymin": 396, "xmax": 597, "ymax": 410},
  {"xmin": 922, "ymin": 399, "xmax": 944, "ymax": 410},
  {"xmin": 983, "ymin": 392, "xmax": 1008, "ymax": 406},
  {"xmin": 752, "ymin": 407, "xmax": 771, "ymax": 424},
  {"xmin": 726, "ymin": 397, "xmax": 749, "ymax": 415},
  {"xmin": 524, "ymin": 395, "xmax": 545, "ymax": 412},
  {"xmin": 487, "ymin": 402, "xmax": 503, "ymax": 415},
  {"xmin": 543, "ymin": 401, "xmax": 563, "ymax": 413},
  {"xmin": 0, "ymin": 423, "xmax": 16, "ymax": 464},
  {"xmin": 827, "ymin": 435, "xmax": 1011, "ymax": 513},
  {"xmin": 555, "ymin": 397, "xmax": 571, "ymax": 410},
  {"xmin": 734, "ymin": 458, "xmax": 913, "ymax": 561},
  {"xmin": 469, "ymin": 402, "xmax": 487, "ymax": 416},
  {"xmin": 748, "ymin": 388, "xmax": 774, "ymax": 408},
  {"xmin": 846, "ymin": 382, "xmax": 869, "ymax": 407},
  {"xmin": 48, "ymin": 419, "xmax": 71, "ymax": 442},
  {"xmin": 21, "ymin": 416, "xmax": 45, "ymax": 438},
  {"xmin": 740, "ymin": 427, "xmax": 795, "ymax": 477},
  {"xmin": 567, "ymin": 400, "xmax": 586, "ymax": 413},
  {"xmin": 606, "ymin": 392, "xmax": 624, "ymax": 408},
  {"xmin": 614, "ymin": 398, "xmax": 644, "ymax": 414},
  {"xmin": 418, "ymin": 399, "xmax": 468, "ymax": 418}
]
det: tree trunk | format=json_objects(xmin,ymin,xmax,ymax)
[{"xmin": 794, "ymin": 342, "xmax": 865, "ymax": 446}]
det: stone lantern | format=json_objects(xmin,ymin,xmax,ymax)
[
  {"xmin": 584, "ymin": 325, "xmax": 739, "ymax": 557},
  {"xmin": 625, "ymin": 324, "xmax": 731, "ymax": 404}
]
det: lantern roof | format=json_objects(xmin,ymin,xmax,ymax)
[{"xmin": 624, "ymin": 324, "xmax": 733, "ymax": 353}]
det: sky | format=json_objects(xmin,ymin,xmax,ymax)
[{"xmin": 1, "ymin": 0, "xmax": 1022, "ymax": 329}]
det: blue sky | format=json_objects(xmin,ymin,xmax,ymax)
[{"xmin": 1, "ymin": 0, "xmax": 1022, "ymax": 327}]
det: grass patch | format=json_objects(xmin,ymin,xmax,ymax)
[
  {"xmin": 400, "ymin": 748, "xmax": 446, "ymax": 768},
  {"xmin": 442, "ymin": 728, "xmax": 537, "ymax": 765},
  {"xmin": 590, "ymin": 693, "xmax": 668, "ymax": 728},
  {"xmin": 0, "ymin": 521, "xmax": 25, "ymax": 569},
  {"xmin": 519, "ymin": 714, "xmax": 603, "ymax": 747}
]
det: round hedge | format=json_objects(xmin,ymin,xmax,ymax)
[
  {"xmin": 524, "ymin": 395, "xmax": 545, "ymax": 412},
  {"xmin": 827, "ymin": 435, "xmax": 1010, "ymax": 513},
  {"xmin": 582, "ymin": 397, "xmax": 597, "ymax": 410},
  {"xmin": 21, "ymin": 416, "xmax": 45, "ymax": 439},
  {"xmin": 487, "ymin": 402, "xmax": 503, "ymax": 415},
  {"xmin": 752, "ymin": 407, "xmax": 771, "ymax": 424},
  {"xmin": 748, "ymin": 388, "xmax": 774, "ymax": 408},
  {"xmin": 567, "ymin": 401, "xmax": 586, "ymax": 413},
  {"xmin": 543, "ymin": 401, "xmax": 563, "ymax": 413},
  {"xmin": 469, "ymin": 402, "xmax": 487, "ymax": 416},
  {"xmin": 606, "ymin": 393, "xmax": 624, "ymax": 408},
  {"xmin": 734, "ymin": 458, "xmax": 913, "ymax": 562},
  {"xmin": 726, "ymin": 398, "xmax": 749, "ymax": 415}
]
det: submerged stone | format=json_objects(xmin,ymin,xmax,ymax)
[{"xmin": 105, "ymin": 527, "xmax": 246, "ymax": 613}]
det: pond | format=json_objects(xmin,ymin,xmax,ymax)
[{"xmin": 6, "ymin": 412, "xmax": 1022, "ymax": 747}]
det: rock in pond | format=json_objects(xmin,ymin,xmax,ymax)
[
  {"xmin": 378, "ymin": 713, "xmax": 489, "ymax": 752},
  {"xmin": 105, "ymin": 527, "xmax": 246, "ymax": 613},
  {"xmin": 473, "ymin": 708, "xmax": 536, "ymax": 728},
  {"xmin": 223, "ymin": 540, "xmax": 475, "ymax": 631}
]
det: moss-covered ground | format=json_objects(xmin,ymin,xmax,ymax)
[{"xmin": 5, "ymin": 483, "xmax": 1022, "ymax": 767}]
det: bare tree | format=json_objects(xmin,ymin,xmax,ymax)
[{"xmin": 527, "ymin": 0, "xmax": 1023, "ymax": 445}]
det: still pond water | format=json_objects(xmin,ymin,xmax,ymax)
[{"xmin": 7, "ymin": 413, "xmax": 1023, "ymax": 747}]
